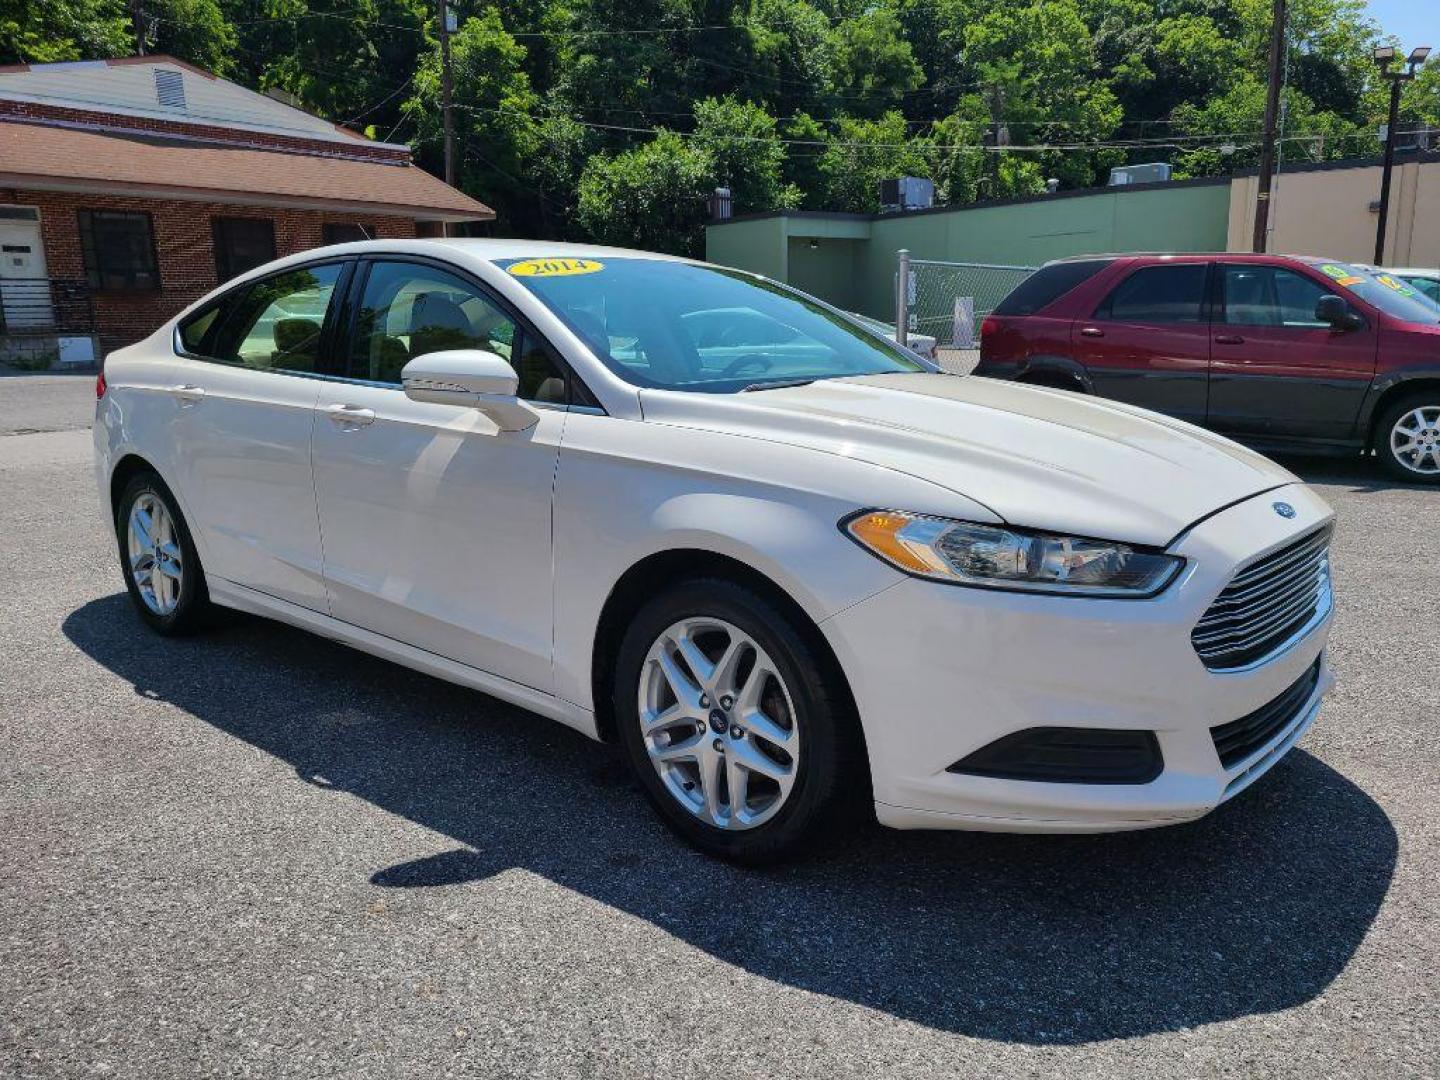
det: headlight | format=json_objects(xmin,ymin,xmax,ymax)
[{"xmin": 843, "ymin": 510, "xmax": 1183, "ymax": 598}]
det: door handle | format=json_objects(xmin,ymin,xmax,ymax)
[
  {"xmin": 1079, "ymin": 327, "xmax": 1105, "ymax": 338},
  {"xmin": 325, "ymin": 403, "xmax": 376, "ymax": 427},
  {"xmin": 168, "ymin": 383, "xmax": 205, "ymax": 405},
  {"xmin": 1214, "ymin": 334, "xmax": 1245, "ymax": 345}
]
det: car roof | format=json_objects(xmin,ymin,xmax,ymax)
[
  {"xmin": 335, "ymin": 237, "xmax": 695, "ymax": 264},
  {"xmin": 1046, "ymin": 252, "xmax": 1353, "ymax": 266}
]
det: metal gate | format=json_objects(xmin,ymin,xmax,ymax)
[{"xmin": 895, "ymin": 251, "xmax": 1035, "ymax": 372}]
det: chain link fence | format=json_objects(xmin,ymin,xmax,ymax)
[{"xmin": 896, "ymin": 255, "xmax": 1036, "ymax": 373}]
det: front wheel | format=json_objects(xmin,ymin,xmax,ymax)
[
  {"xmin": 1374, "ymin": 393, "xmax": 1440, "ymax": 483},
  {"xmin": 613, "ymin": 579, "xmax": 863, "ymax": 864},
  {"xmin": 116, "ymin": 470, "xmax": 213, "ymax": 634}
]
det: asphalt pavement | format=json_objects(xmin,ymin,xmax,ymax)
[{"xmin": 1, "ymin": 371, "xmax": 1436, "ymax": 1078}]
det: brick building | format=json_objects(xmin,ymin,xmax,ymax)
[{"xmin": 0, "ymin": 56, "xmax": 492, "ymax": 357}]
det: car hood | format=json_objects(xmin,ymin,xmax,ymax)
[{"xmin": 639, "ymin": 373, "xmax": 1297, "ymax": 547}]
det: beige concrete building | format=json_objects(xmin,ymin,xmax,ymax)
[{"xmin": 1228, "ymin": 152, "xmax": 1440, "ymax": 267}]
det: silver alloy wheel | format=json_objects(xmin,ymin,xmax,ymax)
[
  {"xmin": 638, "ymin": 616, "xmax": 800, "ymax": 830},
  {"xmin": 126, "ymin": 492, "xmax": 183, "ymax": 615},
  {"xmin": 1390, "ymin": 405, "xmax": 1440, "ymax": 475}
]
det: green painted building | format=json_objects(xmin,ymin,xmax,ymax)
[{"xmin": 705, "ymin": 176, "xmax": 1233, "ymax": 319}]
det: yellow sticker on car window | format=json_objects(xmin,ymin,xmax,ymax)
[
  {"xmin": 1320, "ymin": 264, "xmax": 1350, "ymax": 280},
  {"xmin": 1335, "ymin": 275, "xmax": 1365, "ymax": 287},
  {"xmin": 507, "ymin": 258, "xmax": 604, "ymax": 278},
  {"xmin": 1375, "ymin": 274, "xmax": 1417, "ymax": 295}
]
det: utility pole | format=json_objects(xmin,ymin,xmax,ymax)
[
  {"xmin": 130, "ymin": 0, "xmax": 146, "ymax": 54},
  {"xmin": 437, "ymin": 0, "xmax": 457, "ymax": 235},
  {"xmin": 1372, "ymin": 45, "xmax": 1431, "ymax": 265},
  {"xmin": 1252, "ymin": 0, "xmax": 1286, "ymax": 252}
]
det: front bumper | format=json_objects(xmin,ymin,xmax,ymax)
[{"xmin": 821, "ymin": 483, "xmax": 1335, "ymax": 833}]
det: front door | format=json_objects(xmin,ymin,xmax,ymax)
[
  {"xmin": 0, "ymin": 207, "xmax": 53, "ymax": 329},
  {"xmin": 1072, "ymin": 261, "xmax": 1212, "ymax": 424},
  {"xmin": 171, "ymin": 260, "xmax": 349, "ymax": 611},
  {"xmin": 311, "ymin": 258, "xmax": 569, "ymax": 691},
  {"xmin": 1207, "ymin": 263, "xmax": 1378, "ymax": 440}
]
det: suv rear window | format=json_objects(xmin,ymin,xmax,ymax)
[{"xmin": 992, "ymin": 259, "xmax": 1113, "ymax": 317}]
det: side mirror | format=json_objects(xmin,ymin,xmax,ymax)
[
  {"xmin": 401, "ymin": 349, "xmax": 537, "ymax": 431},
  {"xmin": 1315, "ymin": 294, "xmax": 1361, "ymax": 331}
]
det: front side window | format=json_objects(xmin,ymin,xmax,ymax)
[
  {"xmin": 213, "ymin": 217, "xmax": 277, "ymax": 282},
  {"xmin": 210, "ymin": 263, "xmax": 343, "ymax": 372},
  {"xmin": 1097, "ymin": 264, "xmax": 1208, "ymax": 324},
  {"xmin": 1219, "ymin": 266, "xmax": 1333, "ymax": 328},
  {"xmin": 78, "ymin": 210, "xmax": 158, "ymax": 291},
  {"xmin": 499, "ymin": 257, "xmax": 927, "ymax": 393},
  {"xmin": 350, "ymin": 260, "xmax": 566, "ymax": 398},
  {"xmin": 1310, "ymin": 261, "xmax": 1440, "ymax": 323}
]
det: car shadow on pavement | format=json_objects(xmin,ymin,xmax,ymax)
[{"xmin": 63, "ymin": 594, "xmax": 1397, "ymax": 1046}]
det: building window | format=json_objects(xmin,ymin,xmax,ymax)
[
  {"xmin": 322, "ymin": 223, "xmax": 371, "ymax": 245},
  {"xmin": 212, "ymin": 217, "xmax": 277, "ymax": 282},
  {"xmin": 77, "ymin": 210, "xmax": 159, "ymax": 292}
]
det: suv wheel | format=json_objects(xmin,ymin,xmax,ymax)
[
  {"xmin": 1375, "ymin": 393, "xmax": 1440, "ymax": 483},
  {"xmin": 612, "ymin": 579, "xmax": 862, "ymax": 864},
  {"xmin": 116, "ymin": 471, "xmax": 213, "ymax": 634}
]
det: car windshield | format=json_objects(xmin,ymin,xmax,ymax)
[
  {"xmin": 1313, "ymin": 261, "xmax": 1440, "ymax": 323},
  {"xmin": 498, "ymin": 256, "xmax": 929, "ymax": 392}
]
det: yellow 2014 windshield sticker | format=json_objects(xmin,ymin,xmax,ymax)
[{"xmin": 507, "ymin": 258, "xmax": 604, "ymax": 278}]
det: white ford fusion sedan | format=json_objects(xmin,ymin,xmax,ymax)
[{"xmin": 94, "ymin": 240, "xmax": 1336, "ymax": 862}]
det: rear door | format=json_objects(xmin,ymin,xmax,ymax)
[
  {"xmin": 1206, "ymin": 263, "xmax": 1378, "ymax": 440},
  {"xmin": 1072, "ymin": 260, "xmax": 1212, "ymax": 424},
  {"xmin": 171, "ymin": 260, "xmax": 350, "ymax": 611}
]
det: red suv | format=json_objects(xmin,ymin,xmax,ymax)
[{"xmin": 977, "ymin": 253, "xmax": 1440, "ymax": 481}]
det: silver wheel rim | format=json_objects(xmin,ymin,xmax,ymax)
[
  {"xmin": 638, "ymin": 616, "xmax": 800, "ymax": 831},
  {"xmin": 126, "ymin": 492, "xmax": 183, "ymax": 615},
  {"xmin": 1390, "ymin": 406, "xmax": 1440, "ymax": 475}
]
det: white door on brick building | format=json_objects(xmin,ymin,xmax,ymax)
[{"xmin": 0, "ymin": 206, "xmax": 54, "ymax": 329}]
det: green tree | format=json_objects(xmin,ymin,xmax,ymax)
[
  {"xmin": 1, "ymin": 0, "xmax": 132, "ymax": 63},
  {"xmin": 576, "ymin": 130, "xmax": 714, "ymax": 254},
  {"xmin": 828, "ymin": 5, "xmax": 924, "ymax": 118},
  {"xmin": 407, "ymin": 8, "xmax": 539, "ymax": 230},
  {"xmin": 692, "ymin": 96, "xmax": 800, "ymax": 213},
  {"xmin": 145, "ymin": 0, "xmax": 238, "ymax": 75},
  {"xmin": 816, "ymin": 111, "xmax": 931, "ymax": 211}
]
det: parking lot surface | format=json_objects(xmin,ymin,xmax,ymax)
[{"xmin": 2, "ymin": 372, "xmax": 1436, "ymax": 1078}]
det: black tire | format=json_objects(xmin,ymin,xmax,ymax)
[
  {"xmin": 115, "ymin": 470, "xmax": 213, "ymax": 635},
  {"xmin": 612, "ymin": 578, "xmax": 864, "ymax": 865},
  {"xmin": 1373, "ymin": 392, "xmax": 1440, "ymax": 483}
]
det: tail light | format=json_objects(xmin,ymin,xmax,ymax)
[
  {"xmin": 96, "ymin": 369, "xmax": 107, "ymax": 398},
  {"xmin": 980, "ymin": 316, "xmax": 999, "ymax": 339}
]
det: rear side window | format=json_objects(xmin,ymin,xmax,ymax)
[
  {"xmin": 178, "ymin": 303, "xmax": 224, "ymax": 355},
  {"xmin": 1098, "ymin": 264, "xmax": 1208, "ymax": 323},
  {"xmin": 209, "ymin": 263, "xmax": 344, "ymax": 372},
  {"xmin": 992, "ymin": 260, "xmax": 1113, "ymax": 316}
]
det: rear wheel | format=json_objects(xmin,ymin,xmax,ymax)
[
  {"xmin": 1374, "ymin": 393, "xmax": 1440, "ymax": 483},
  {"xmin": 116, "ymin": 471, "xmax": 213, "ymax": 634},
  {"xmin": 613, "ymin": 579, "xmax": 861, "ymax": 864}
]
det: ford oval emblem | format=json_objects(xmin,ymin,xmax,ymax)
[{"xmin": 1273, "ymin": 502, "xmax": 1297, "ymax": 519}]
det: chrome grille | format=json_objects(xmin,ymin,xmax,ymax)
[{"xmin": 1192, "ymin": 526, "xmax": 1332, "ymax": 671}]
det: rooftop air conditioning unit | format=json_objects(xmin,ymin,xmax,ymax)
[
  {"xmin": 1108, "ymin": 162, "xmax": 1172, "ymax": 186},
  {"xmin": 879, "ymin": 177, "xmax": 934, "ymax": 213}
]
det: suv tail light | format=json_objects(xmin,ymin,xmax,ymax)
[
  {"xmin": 96, "ymin": 369, "xmax": 107, "ymax": 398},
  {"xmin": 980, "ymin": 316, "xmax": 999, "ymax": 339}
]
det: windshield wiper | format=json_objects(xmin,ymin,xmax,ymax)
[{"xmin": 740, "ymin": 378, "xmax": 817, "ymax": 392}]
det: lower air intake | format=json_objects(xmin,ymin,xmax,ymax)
[{"xmin": 948, "ymin": 727, "xmax": 1162, "ymax": 785}]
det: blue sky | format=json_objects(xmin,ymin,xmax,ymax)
[{"xmin": 1364, "ymin": 0, "xmax": 1438, "ymax": 50}]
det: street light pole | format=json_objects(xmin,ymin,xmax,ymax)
[{"xmin": 1372, "ymin": 44, "xmax": 1431, "ymax": 266}]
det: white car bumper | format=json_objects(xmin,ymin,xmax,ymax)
[{"xmin": 822, "ymin": 483, "xmax": 1335, "ymax": 833}]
